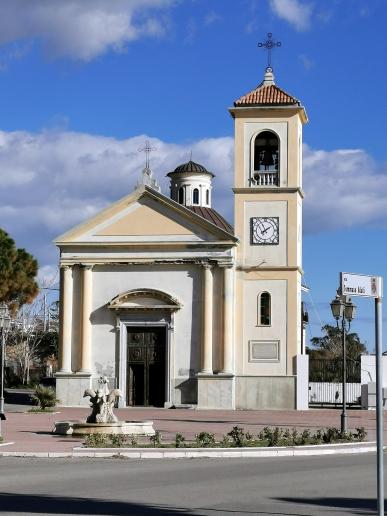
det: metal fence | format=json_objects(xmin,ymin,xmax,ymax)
[
  {"xmin": 309, "ymin": 382, "xmax": 361, "ymax": 405},
  {"xmin": 309, "ymin": 358, "xmax": 361, "ymax": 383}
]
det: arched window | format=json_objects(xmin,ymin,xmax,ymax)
[
  {"xmin": 258, "ymin": 292, "xmax": 271, "ymax": 326},
  {"xmin": 253, "ymin": 131, "xmax": 279, "ymax": 175},
  {"xmin": 206, "ymin": 189, "xmax": 209, "ymax": 205},
  {"xmin": 178, "ymin": 187, "xmax": 184, "ymax": 204},
  {"xmin": 193, "ymin": 188, "xmax": 199, "ymax": 205}
]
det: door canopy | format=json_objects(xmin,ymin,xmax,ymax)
[{"xmin": 108, "ymin": 288, "xmax": 181, "ymax": 311}]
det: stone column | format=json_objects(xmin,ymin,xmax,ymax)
[
  {"xmin": 58, "ymin": 265, "xmax": 73, "ymax": 373},
  {"xmin": 221, "ymin": 265, "xmax": 234, "ymax": 374},
  {"xmin": 79, "ymin": 264, "xmax": 93, "ymax": 373},
  {"xmin": 200, "ymin": 263, "xmax": 213, "ymax": 374}
]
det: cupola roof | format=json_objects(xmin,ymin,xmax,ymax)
[
  {"xmin": 167, "ymin": 160, "xmax": 215, "ymax": 178},
  {"xmin": 234, "ymin": 68, "xmax": 300, "ymax": 107}
]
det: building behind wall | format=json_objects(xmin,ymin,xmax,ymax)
[{"xmin": 55, "ymin": 65, "xmax": 308, "ymax": 409}]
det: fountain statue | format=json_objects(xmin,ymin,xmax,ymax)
[
  {"xmin": 53, "ymin": 376, "xmax": 155, "ymax": 437},
  {"xmin": 84, "ymin": 376, "xmax": 122, "ymax": 423}
]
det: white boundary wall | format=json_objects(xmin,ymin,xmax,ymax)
[{"xmin": 309, "ymin": 382, "xmax": 361, "ymax": 404}]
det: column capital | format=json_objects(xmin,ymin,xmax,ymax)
[
  {"xmin": 201, "ymin": 261, "xmax": 214, "ymax": 271},
  {"xmin": 60, "ymin": 264, "xmax": 73, "ymax": 271},
  {"xmin": 80, "ymin": 263, "xmax": 94, "ymax": 271},
  {"xmin": 217, "ymin": 262, "xmax": 234, "ymax": 270}
]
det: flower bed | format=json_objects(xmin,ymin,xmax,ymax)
[{"xmin": 84, "ymin": 425, "xmax": 367, "ymax": 448}]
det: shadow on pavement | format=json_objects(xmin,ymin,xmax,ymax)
[
  {"xmin": 276, "ymin": 497, "xmax": 377, "ymax": 514},
  {"xmin": 0, "ymin": 493, "xmax": 187, "ymax": 515},
  {"xmin": 5, "ymin": 389, "xmax": 34, "ymax": 405}
]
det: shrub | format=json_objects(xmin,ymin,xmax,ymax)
[
  {"xmin": 195, "ymin": 432, "xmax": 216, "ymax": 448},
  {"xmin": 110, "ymin": 434, "xmax": 126, "ymax": 448},
  {"xmin": 300, "ymin": 429, "xmax": 311, "ymax": 445},
  {"xmin": 150, "ymin": 430, "xmax": 162, "ymax": 447},
  {"xmin": 30, "ymin": 385, "xmax": 59, "ymax": 410},
  {"xmin": 128, "ymin": 435, "xmax": 138, "ymax": 447},
  {"xmin": 84, "ymin": 434, "xmax": 109, "ymax": 448},
  {"xmin": 227, "ymin": 426, "xmax": 246, "ymax": 447},
  {"xmin": 220, "ymin": 434, "xmax": 231, "ymax": 448},
  {"xmin": 174, "ymin": 433, "xmax": 185, "ymax": 448},
  {"xmin": 261, "ymin": 427, "xmax": 283, "ymax": 447},
  {"xmin": 291, "ymin": 428, "xmax": 299, "ymax": 445},
  {"xmin": 356, "ymin": 427, "xmax": 367, "ymax": 442},
  {"xmin": 322, "ymin": 427, "xmax": 341, "ymax": 443}
]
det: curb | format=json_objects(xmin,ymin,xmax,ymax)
[{"xmin": 0, "ymin": 442, "xmax": 378, "ymax": 459}]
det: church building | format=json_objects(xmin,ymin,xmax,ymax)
[{"xmin": 55, "ymin": 65, "xmax": 308, "ymax": 410}]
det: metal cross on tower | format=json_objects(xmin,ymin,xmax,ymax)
[
  {"xmin": 258, "ymin": 32, "xmax": 281, "ymax": 70},
  {"xmin": 138, "ymin": 140, "xmax": 156, "ymax": 169}
]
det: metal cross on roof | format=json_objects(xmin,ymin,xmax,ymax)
[
  {"xmin": 138, "ymin": 140, "xmax": 156, "ymax": 169},
  {"xmin": 258, "ymin": 32, "xmax": 281, "ymax": 70}
]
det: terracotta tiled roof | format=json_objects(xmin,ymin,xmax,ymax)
[
  {"xmin": 234, "ymin": 83, "xmax": 300, "ymax": 107},
  {"xmin": 188, "ymin": 206, "xmax": 233, "ymax": 234}
]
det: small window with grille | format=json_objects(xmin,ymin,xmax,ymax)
[{"xmin": 258, "ymin": 292, "xmax": 271, "ymax": 326}]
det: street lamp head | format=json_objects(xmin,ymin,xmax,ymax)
[
  {"xmin": 330, "ymin": 297, "xmax": 344, "ymax": 320},
  {"xmin": 344, "ymin": 298, "xmax": 356, "ymax": 322}
]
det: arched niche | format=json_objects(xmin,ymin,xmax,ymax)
[{"xmin": 109, "ymin": 288, "xmax": 182, "ymax": 311}]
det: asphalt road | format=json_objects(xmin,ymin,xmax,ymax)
[{"xmin": 0, "ymin": 453, "xmax": 385, "ymax": 515}]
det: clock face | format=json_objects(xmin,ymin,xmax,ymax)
[{"xmin": 251, "ymin": 217, "xmax": 279, "ymax": 245}]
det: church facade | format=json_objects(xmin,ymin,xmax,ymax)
[{"xmin": 55, "ymin": 67, "xmax": 308, "ymax": 410}]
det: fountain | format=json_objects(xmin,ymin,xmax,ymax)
[{"xmin": 53, "ymin": 376, "xmax": 155, "ymax": 436}]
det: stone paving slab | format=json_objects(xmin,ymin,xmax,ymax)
[{"xmin": 0, "ymin": 405, "xmax": 385, "ymax": 453}]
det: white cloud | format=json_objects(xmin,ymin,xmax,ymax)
[
  {"xmin": 0, "ymin": 0, "xmax": 174, "ymax": 61},
  {"xmin": 303, "ymin": 144, "xmax": 387, "ymax": 233},
  {"xmin": 269, "ymin": 0, "xmax": 313, "ymax": 31},
  {"xmin": 204, "ymin": 11, "xmax": 222, "ymax": 26},
  {"xmin": 0, "ymin": 128, "xmax": 386, "ymax": 278},
  {"xmin": 0, "ymin": 129, "xmax": 233, "ymax": 270},
  {"xmin": 298, "ymin": 53, "xmax": 314, "ymax": 70}
]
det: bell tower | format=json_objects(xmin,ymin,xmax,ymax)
[{"xmin": 229, "ymin": 61, "xmax": 308, "ymax": 408}]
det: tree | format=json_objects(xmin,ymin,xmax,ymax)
[
  {"xmin": 0, "ymin": 229, "xmax": 39, "ymax": 312},
  {"xmin": 308, "ymin": 324, "xmax": 367, "ymax": 361}
]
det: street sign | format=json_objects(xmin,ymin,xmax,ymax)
[
  {"xmin": 339, "ymin": 271, "xmax": 384, "ymax": 515},
  {"xmin": 340, "ymin": 272, "xmax": 383, "ymax": 298}
]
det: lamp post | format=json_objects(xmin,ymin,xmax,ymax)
[
  {"xmin": 0, "ymin": 303, "xmax": 11, "ymax": 428},
  {"xmin": 330, "ymin": 294, "xmax": 356, "ymax": 434}
]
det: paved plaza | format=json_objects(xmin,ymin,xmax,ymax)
[{"xmin": 1, "ymin": 404, "xmax": 385, "ymax": 453}]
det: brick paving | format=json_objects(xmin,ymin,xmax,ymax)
[{"xmin": 0, "ymin": 406, "xmax": 385, "ymax": 453}]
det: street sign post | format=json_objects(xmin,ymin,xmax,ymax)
[{"xmin": 340, "ymin": 272, "xmax": 384, "ymax": 516}]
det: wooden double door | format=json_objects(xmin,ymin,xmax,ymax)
[{"xmin": 127, "ymin": 326, "xmax": 166, "ymax": 407}]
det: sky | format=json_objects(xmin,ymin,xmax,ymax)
[{"xmin": 0, "ymin": 0, "xmax": 386, "ymax": 350}]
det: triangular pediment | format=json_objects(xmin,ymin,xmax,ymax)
[{"xmin": 55, "ymin": 186, "xmax": 236, "ymax": 245}]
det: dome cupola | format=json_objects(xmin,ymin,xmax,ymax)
[{"xmin": 167, "ymin": 160, "xmax": 214, "ymax": 208}]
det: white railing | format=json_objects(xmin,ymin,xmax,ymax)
[
  {"xmin": 309, "ymin": 382, "xmax": 361, "ymax": 405},
  {"xmin": 251, "ymin": 172, "xmax": 279, "ymax": 186}
]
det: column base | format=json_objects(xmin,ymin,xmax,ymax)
[
  {"xmin": 197, "ymin": 375, "xmax": 235, "ymax": 409},
  {"xmin": 55, "ymin": 373, "xmax": 92, "ymax": 407},
  {"xmin": 56, "ymin": 369, "xmax": 73, "ymax": 375},
  {"xmin": 197, "ymin": 370, "xmax": 213, "ymax": 376}
]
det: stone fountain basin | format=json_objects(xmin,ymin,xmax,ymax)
[{"xmin": 53, "ymin": 420, "xmax": 155, "ymax": 436}]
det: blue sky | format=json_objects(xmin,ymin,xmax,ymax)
[{"xmin": 0, "ymin": 0, "xmax": 386, "ymax": 349}]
